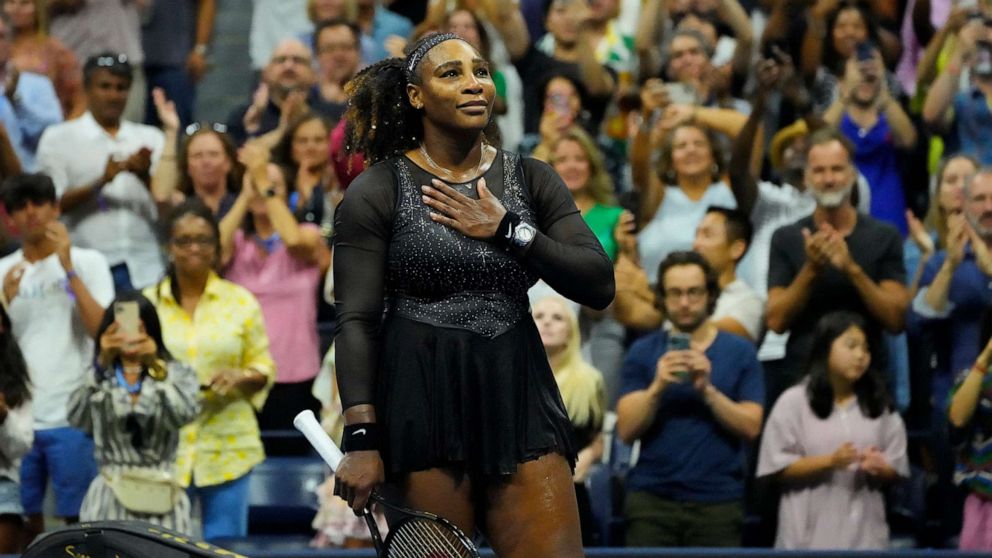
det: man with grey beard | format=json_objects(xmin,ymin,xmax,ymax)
[
  {"xmin": 910, "ymin": 167, "xmax": 992, "ymax": 413},
  {"xmin": 763, "ymin": 128, "xmax": 909, "ymax": 401}
]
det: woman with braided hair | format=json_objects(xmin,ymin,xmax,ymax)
[{"xmin": 331, "ymin": 32, "xmax": 613, "ymax": 556}]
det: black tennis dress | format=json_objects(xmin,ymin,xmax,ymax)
[{"xmin": 332, "ymin": 149, "xmax": 614, "ymax": 476}]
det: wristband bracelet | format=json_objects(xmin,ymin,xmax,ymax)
[
  {"xmin": 494, "ymin": 211, "xmax": 522, "ymax": 249},
  {"xmin": 342, "ymin": 423, "xmax": 381, "ymax": 452}
]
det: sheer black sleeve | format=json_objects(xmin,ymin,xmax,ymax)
[
  {"xmin": 332, "ymin": 163, "xmax": 396, "ymax": 410},
  {"xmin": 519, "ymin": 158, "xmax": 615, "ymax": 310}
]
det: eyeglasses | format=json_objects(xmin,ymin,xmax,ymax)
[
  {"xmin": 95, "ymin": 53, "xmax": 129, "ymax": 68},
  {"xmin": 272, "ymin": 54, "xmax": 310, "ymax": 65},
  {"xmin": 171, "ymin": 235, "xmax": 216, "ymax": 248},
  {"xmin": 184, "ymin": 122, "xmax": 228, "ymax": 137},
  {"xmin": 663, "ymin": 287, "xmax": 707, "ymax": 302}
]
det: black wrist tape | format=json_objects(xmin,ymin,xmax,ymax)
[
  {"xmin": 342, "ymin": 423, "xmax": 380, "ymax": 452},
  {"xmin": 494, "ymin": 211, "xmax": 521, "ymax": 249}
]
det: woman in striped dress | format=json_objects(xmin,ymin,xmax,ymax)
[{"xmin": 68, "ymin": 293, "xmax": 200, "ymax": 533}]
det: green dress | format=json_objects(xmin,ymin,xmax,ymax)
[{"xmin": 582, "ymin": 204, "xmax": 625, "ymax": 262}]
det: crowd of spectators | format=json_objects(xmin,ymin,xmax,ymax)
[{"xmin": 0, "ymin": 0, "xmax": 990, "ymax": 553}]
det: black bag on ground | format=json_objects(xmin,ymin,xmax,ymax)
[{"xmin": 22, "ymin": 520, "xmax": 245, "ymax": 558}]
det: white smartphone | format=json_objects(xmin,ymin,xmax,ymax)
[{"xmin": 114, "ymin": 301, "xmax": 140, "ymax": 336}]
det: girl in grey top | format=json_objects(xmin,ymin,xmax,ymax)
[
  {"xmin": 68, "ymin": 293, "xmax": 200, "ymax": 533},
  {"xmin": 758, "ymin": 311, "xmax": 907, "ymax": 549}
]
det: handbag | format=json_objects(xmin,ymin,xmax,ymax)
[{"xmin": 102, "ymin": 468, "xmax": 181, "ymax": 515}]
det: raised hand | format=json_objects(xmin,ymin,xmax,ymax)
[
  {"xmin": 2, "ymin": 262, "xmax": 26, "ymax": 303},
  {"xmin": 965, "ymin": 220, "xmax": 992, "ymax": 276},
  {"xmin": 46, "ymin": 222, "xmax": 73, "ymax": 271},
  {"xmin": 152, "ymin": 87, "xmax": 180, "ymax": 132},
  {"xmin": 946, "ymin": 213, "xmax": 970, "ymax": 269},
  {"xmin": 802, "ymin": 227, "xmax": 830, "ymax": 270},
  {"xmin": 614, "ymin": 210, "xmax": 638, "ymax": 259},
  {"xmin": 244, "ymin": 83, "xmax": 270, "ymax": 133},
  {"xmin": 905, "ymin": 209, "xmax": 935, "ymax": 256},
  {"xmin": 124, "ymin": 147, "xmax": 153, "ymax": 178}
]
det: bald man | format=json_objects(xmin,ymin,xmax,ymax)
[{"xmin": 225, "ymin": 38, "xmax": 343, "ymax": 145}]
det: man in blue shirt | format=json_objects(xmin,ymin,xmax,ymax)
[
  {"xmin": 911, "ymin": 168, "xmax": 992, "ymax": 410},
  {"xmin": 617, "ymin": 250, "xmax": 764, "ymax": 547}
]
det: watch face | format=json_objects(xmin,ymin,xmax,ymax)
[{"xmin": 513, "ymin": 223, "xmax": 536, "ymax": 246}]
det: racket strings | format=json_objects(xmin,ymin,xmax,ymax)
[{"xmin": 384, "ymin": 517, "xmax": 476, "ymax": 558}]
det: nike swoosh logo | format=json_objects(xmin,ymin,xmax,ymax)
[
  {"xmin": 354, "ymin": 428, "xmax": 367, "ymax": 436},
  {"xmin": 504, "ymin": 225, "xmax": 513, "ymax": 239}
]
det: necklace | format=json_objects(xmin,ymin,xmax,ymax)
[
  {"xmin": 115, "ymin": 362, "xmax": 144, "ymax": 395},
  {"xmin": 419, "ymin": 142, "xmax": 488, "ymax": 186}
]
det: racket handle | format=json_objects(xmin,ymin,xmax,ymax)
[{"xmin": 293, "ymin": 409, "xmax": 344, "ymax": 471}]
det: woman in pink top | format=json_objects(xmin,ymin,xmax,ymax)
[{"xmin": 219, "ymin": 142, "xmax": 330, "ymax": 450}]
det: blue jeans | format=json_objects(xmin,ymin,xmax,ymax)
[
  {"xmin": 188, "ymin": 473, "xmax": 251, "ymax": 540},
  {"xmin": 20, "ymin": 427, "xmax": 97, "ymax": 517}
]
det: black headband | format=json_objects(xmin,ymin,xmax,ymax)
[{"xmin": 405, "ymin": 32, "xmax": 462, "ymax": 81}]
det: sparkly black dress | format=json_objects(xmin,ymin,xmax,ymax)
[{"xmin": 333, "ymin": 150, "xmax": 614, "ymax": 476}]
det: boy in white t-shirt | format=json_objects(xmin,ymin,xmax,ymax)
[{"xmin": 0, "ymin": 173, "xmax": 114, "ymax": 541}]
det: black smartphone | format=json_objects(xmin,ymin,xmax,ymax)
[
  {"xmin": 855, "ymin": 41, "xmax": 875, "ymax": 62},
  {"xmin": 667, "ymin": 332, "xmax": 692, "ymax": 381}
]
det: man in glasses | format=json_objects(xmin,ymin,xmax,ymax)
[
  {"xmin": 36, "ymin": 52, "xmax": 165, "ymax": 293},
  {"xmin": 616, "ymin": 250, "xmax": 764, "ymax": 547},
  {"xmin": 227, "ymin": 38, "xmax": 339, "ymax": 146}
]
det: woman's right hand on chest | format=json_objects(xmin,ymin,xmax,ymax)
[{"xmin": 334, "ymin": 450, "xmax": 385, "ymax": 514}]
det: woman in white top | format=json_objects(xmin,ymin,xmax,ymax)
[{"xmin": 635, "ymin": 122, "xmax": 736, "ymax": 284}]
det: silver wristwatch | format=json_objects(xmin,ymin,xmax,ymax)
[{"xmin": 510, "ymin": 221, "xmax": 537, "ymax": 249}]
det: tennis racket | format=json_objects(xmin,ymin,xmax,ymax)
[{"xmin": 293, "ymin": 410, "xmax": 481, "ymax": 558}]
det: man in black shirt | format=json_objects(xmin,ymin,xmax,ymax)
[{"xmin": 765, "ymin": 128, "xmax": 908, "ymax": 402}]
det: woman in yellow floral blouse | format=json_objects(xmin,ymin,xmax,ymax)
[{"xmin": 144, "ymin": 199, "xmax": 275, "ymax": 541}]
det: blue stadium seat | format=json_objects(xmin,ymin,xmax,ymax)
[{"xmin": 248, "ymin": 456, "xmax": 327, "ymax": 536}]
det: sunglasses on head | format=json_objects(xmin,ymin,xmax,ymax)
[
  {"xmin": 95, "ymin": 53, "xmax": 129, "ymax": 68},
  {"xmin": 184, "ymin": 122, "xmax": 228, "ymax": 136}
]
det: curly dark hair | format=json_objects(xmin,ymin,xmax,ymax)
[
  {"xmin": 804, "ymin": 311, "xmax": 892, "ymax": 420},
  {"xmin": 654, "ymin": 250, "xmax": 721, "ymax": 316},
  {"xmin": 343, "ymin": 33, "xmax": 498, "ymax": 165}
]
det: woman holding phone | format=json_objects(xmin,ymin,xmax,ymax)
[{"xmin": 68, "ymin": 293, "xmax": 200, "ymax": 532}]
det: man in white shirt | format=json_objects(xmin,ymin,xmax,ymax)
[
  {"xmin": 0, "ymin": 173, "xmax": 114, "ymax": 541},
  {"xmin": 692, "ymin": 206, "xmax": 764, "ymax": 343},
  {"xmin": 37, "ymin": 52, "xmax": 165, "ymax": 291}
]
